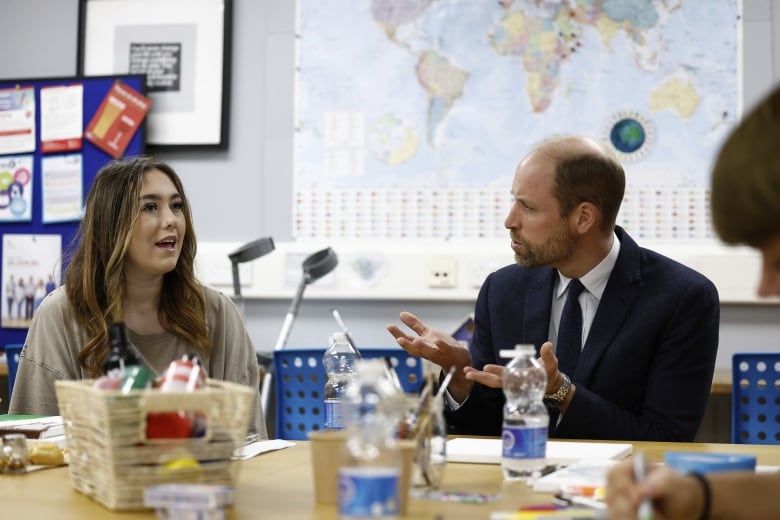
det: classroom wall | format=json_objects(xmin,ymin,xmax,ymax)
[{"xmin": 2, "ymin": 0, "xmax": 780, "ymax": 368}]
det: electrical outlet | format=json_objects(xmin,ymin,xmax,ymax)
[{"xmin": 428, "ymin": 257, "xmax": 457, "ymax": 288}]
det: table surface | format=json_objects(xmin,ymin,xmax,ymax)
[
  {"xmin": 1, "ymin": 438, "xmax": 777, "ymax": 519},
  {"xmin": 711, "ymin": 367, "xmax": 732, "ymax": 395}
]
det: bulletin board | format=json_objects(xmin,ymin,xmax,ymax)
[{"xmin": 0, "ymin": 74, "xmax": 146, "ymax": 347}]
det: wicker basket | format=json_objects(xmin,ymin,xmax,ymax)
[{"xmin": 55, "ymin": 378, "xmax": 254, "ymax": 511}]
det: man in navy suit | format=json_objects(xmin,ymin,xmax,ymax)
[{"xmin": 388, "ymin": 135, "xmax": 719, "ymax": 441}]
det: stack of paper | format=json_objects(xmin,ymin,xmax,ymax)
[
  {"xmin": 446, "ymin": 438, "xmax": 632, "ymax": 465},
  {"xmin": 0, "ymin": 416, "xmax": 64, "ymax": 440}
]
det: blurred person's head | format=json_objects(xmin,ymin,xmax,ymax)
[{"xmin": 711, "ymin": 86, "xmax": 780, "ymax": 297}]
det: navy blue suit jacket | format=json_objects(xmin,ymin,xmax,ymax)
[{"xmin": 446, "ymin": 227, "xmax": 719, "ymax": 441}]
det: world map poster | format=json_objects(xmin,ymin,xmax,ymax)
[{"xmin": 294, "ymin": 0, "xmax": 740, "ymax": 241}]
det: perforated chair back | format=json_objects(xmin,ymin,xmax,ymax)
[
  {"xmin": 731, "ymin": 352, "xmax": 780, "ymax": 444},
  {"xmin": 5, "ymin": 344, "xmax": 23, "ymax": 401},
  {"xmin": 273, "ymin": 347, "xmax": 423, "ymax": 440}
]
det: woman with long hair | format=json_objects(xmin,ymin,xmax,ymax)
[{"xmin": 9, "ymin": 156, "xmax": 266, "ymax": 437}]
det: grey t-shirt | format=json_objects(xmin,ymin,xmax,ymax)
[{"xmin": 8, "ymin": 285, "xmax": 267, "ymax": 438}]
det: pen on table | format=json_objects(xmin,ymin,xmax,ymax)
[
  {"xmin": 632, "ymin": 451, "xmax": 654, "ymax": 520},
  {"xmin": 520, "ymin": 504, "xmax": 564, "ymax": 511},
  {"xmin": 489, "ymin": 508, "xmax": 604, "ymax": 520},
  {"xmin": 436, "ymin": 365, "xmax": 456, "ymax": 397},
  {"xmin": 331, "ymin": 308, "xmax": 361, "ymax": 356},
  {"xmin": 559, "ymin": 493, "xmax": 606, "ymax": 511},
  {"xmin": 382, "ymin": 356, "xmax": 403, "ymax": 391},
  {"xmin": 552, "ymin": 487, "xmax": 606, "ymax": 511},
  {"xmin": 331, "ymin": 308, "xmax": 402, "ymax": 389}
]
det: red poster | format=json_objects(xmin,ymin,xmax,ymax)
[{"xmin": 85, "ymin": 80, "xmax": 151, "ymax": 158}]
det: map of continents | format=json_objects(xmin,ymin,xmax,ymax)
[{"xmin": 295, "ymin": 0, "xmax": 738, "ymax": 239}]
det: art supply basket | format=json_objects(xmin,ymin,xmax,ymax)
[{"xmin": 55, "ymin": 378, "xmax": 254, "ymax": 511}]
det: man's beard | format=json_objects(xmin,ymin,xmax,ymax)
[{"xmin": 513, "ymin": 223, "xmax": 576, "ymax": 268}]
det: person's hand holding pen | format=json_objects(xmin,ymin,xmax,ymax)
[
  {"xmin": 632, "ymin": 453, "xmax": 653, "ymax": 520},
  {"xmin": 605, "ymin": 456, "xmax": 708, "ymax": 520}
]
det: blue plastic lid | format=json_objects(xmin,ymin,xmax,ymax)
[{"xmin": 664, "ymin": 452, "xmax": 756, "ymax": 474}]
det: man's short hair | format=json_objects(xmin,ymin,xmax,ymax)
[{"xmin": 538, "ymin": 136, "xmax": 626, "ymax": 234}]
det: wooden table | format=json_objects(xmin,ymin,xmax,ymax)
[
  {"xmin": 1, "ymin": 439, "xmax": 777, "ymax": 519},
  {"xmin": 711, "ymin": 367, "xmax": 732, "ymax": 395}
]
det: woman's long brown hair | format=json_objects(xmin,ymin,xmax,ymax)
[{"xmin": 64, "ymin": 156, "xmax": 209, "ymax": 376}]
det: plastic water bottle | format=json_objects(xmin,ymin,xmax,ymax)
[
  {"xmin": 338, "ymin": 359, "xmax": 404, "ymax": 519},
  {"xmin": 323, "ymin": 332, "xmax": 361, "ymax": 430},
  {"xmin": 500, "ymin": 344, "xmax": 549, "ymax": 480}
]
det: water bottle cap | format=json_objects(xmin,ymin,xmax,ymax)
[
  {"xmin": 499, "ymin": 344, "xmax": 535, "ymax": 358},
  {"xmin": 331, "ymin": 332, "xmax": 348, "ymax": 343}
]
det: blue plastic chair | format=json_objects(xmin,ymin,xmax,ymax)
[
  {"xmin": 5, "ymin": 344, "xmax": 23, "ymax": 402},
  {"xmin": 273, "ymin": 347, "xmax": 423, "ymax": 440},
  {"xmin": 731, "ymin": 352, "xmax": 780, "ymax": 444}
]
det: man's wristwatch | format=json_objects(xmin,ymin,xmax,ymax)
[{"xmin": 543, "ymin": 372, "xmax": 572, "ymax": 408}]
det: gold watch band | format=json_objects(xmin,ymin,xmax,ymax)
[{"xmin": 543, "ymin": 372, "xmax": 571, "ymax": 407}]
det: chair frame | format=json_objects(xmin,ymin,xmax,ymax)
[
  {"xmin": 731, "ymin": 352, "xmax": 780, "ymax": 444},
  {"xmin": 273, "ymin": 347, "xmax": 423, "ymax": 440}
]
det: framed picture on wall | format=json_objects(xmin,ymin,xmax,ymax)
[{"xmin": 77, "ymin": 0, "xmax": 232, "ymax": 150}]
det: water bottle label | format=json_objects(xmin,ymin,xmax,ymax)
[
  {"xmin": 324, "ymin": 399, "xmax": 345, "ymax": 429},
  {"xmin": 502, "ymin": 425, "xmax": 547, "ymax": 459},
  {"xmin": 338, "ymin": 467, "xmax": 399, "ymax": 517}
]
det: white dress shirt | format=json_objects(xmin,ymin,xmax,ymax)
[{"xmin": 548, "ymin": 232, "xmax": 621, "ymax": 353}]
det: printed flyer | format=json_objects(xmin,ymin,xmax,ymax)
[
  {"xmin": 0, "ymin": 87, "xmax": 36, "ymax": 155},
  {"xmin": 40, "ymin": 84, "xmax": 84, "ymax": 153},
  {"xmin": 85, "ymin": 80, "xmax": 151, "ymax": 158},
  {"xmin": 0, "ymin": 155, "xmax": 33, "ymax": 222},
  {"xmin": 1, "ymin": 234, "xmax": 61, "ymax": 329}
]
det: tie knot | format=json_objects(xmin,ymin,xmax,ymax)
[{"xmin": 567, "ymin": 279, "xmax": 585, "ymax": 298}]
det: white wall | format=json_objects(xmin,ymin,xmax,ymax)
[{"xmin": 2, "ymin": 0, "xmax": 780, "ymax": 369}]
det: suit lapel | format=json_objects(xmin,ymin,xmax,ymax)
[
  {"xmin": 523, "ymin": 268, "xmax": 556, "ymax": 354},
  {"xmin": 575, "ymin": 228, "xmax": 641, "ymax": 383}
]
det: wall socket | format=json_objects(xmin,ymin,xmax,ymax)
[{"xmin": 428, "ymin": 257, "xmax": 457, "ymax": 288}]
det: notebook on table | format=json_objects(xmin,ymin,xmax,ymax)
[{"xmin": 446, "ymin": 437, "xmax": 632, "ymax": 465}]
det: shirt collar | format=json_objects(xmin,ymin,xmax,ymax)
[{"xmin": 554, "ymin": 231, "xmax": 621, "ymax": 300}]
